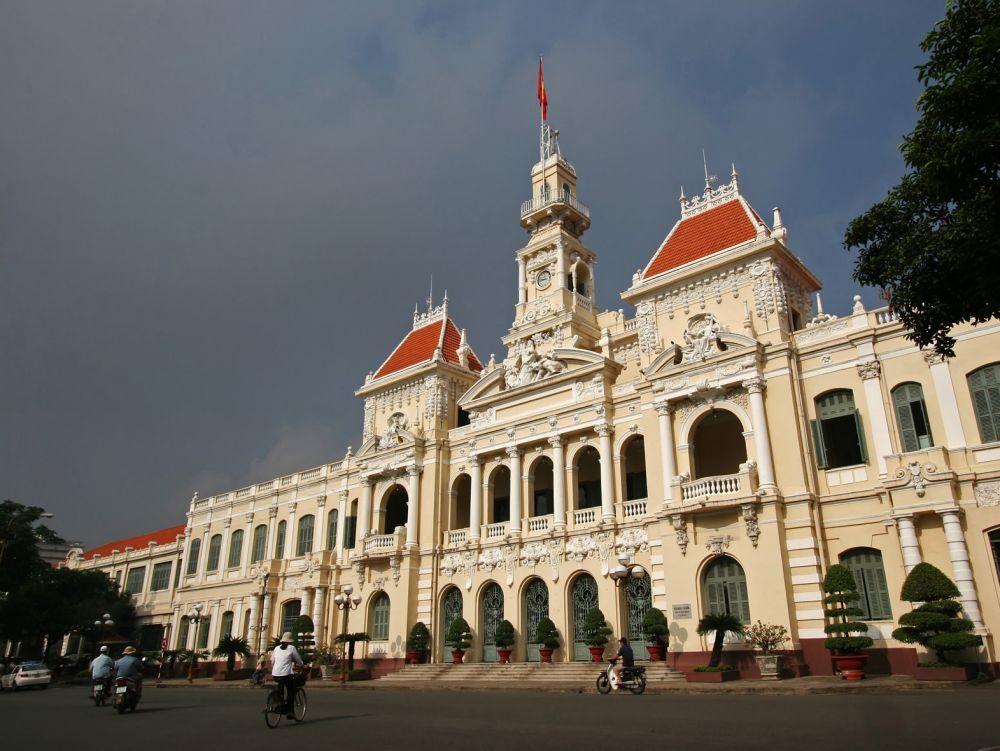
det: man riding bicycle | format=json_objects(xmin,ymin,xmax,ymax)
[{"xmin": 271, "ymin": 632, "xmax": 304, "ymax": 719}]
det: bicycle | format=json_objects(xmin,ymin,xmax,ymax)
[{"xmin": 263, "ymin": 671, "xmax": 307, "ymax": 728}]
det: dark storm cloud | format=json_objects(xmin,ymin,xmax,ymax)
[{"xmin": 0, "ymin": 1, "xmax": 943, "ymax": 547}]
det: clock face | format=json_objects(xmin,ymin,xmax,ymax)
[{"xmin": 535, "ymin": 269, "xmax": 552, "ymax": 289}]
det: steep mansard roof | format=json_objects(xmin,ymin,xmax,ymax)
[
  {"xmin": 373, "ymin": 312, "xmax": 482, "ymax": 380},
  {"xmin": 83, "ymin": 523, "xmax": 186, "ymax": 560}
]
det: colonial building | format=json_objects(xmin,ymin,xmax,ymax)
[{"xmin": 66, "ymin": 119, "xmax": 1000, "ymax": 676}]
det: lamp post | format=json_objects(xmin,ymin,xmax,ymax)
[
  {"xmin": 609, "ymin": 552, "xmax": 646, "ymax": 644},
  {"xmin": 332, "ymin": 585, "xmax": 362, "ymax": 683},
  {"xmin": 0, "ymin": 511, "xmax": 54, "ymax": 566},
  {"xmin": 93, "ymin": 612, "xmax": 114, "ymax": 652},
  {"xmin": 186, "ymin": 603, "xmax": 206, "ymax": 683}
]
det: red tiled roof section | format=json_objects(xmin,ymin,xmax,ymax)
[
  {"xmin": 84, "ymin": 523, "xmax": 186, "ymax": 560},
  {"xmin": 374, "ymin": 319, "xmax": 482, "ymax": 380},
  {"xmin": 644, "ymin": 199, "xmax": 761, "ymax": 279}
]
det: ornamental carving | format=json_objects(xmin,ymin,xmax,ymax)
[
  {"xmin": 353, "ymin": 560, "xmax": 366, "ymax": 592},
  {"xmin": 615, "ymin": 528, "xmax": 649, "ymax": 558},
  {"xmin": 681, "ymin": 313, "xmax": 725, "ymax": 363},
  {"xmin": 895, "ymin": 461, "xmax": 937, "ymax": 498},
  {"xmin": 423, "ymin": 375, "xmax": 446, "ymax": 421},
  {"xmin": 440, "ymin": 553, "xmax": 463, "ymax": 577},
  {"xmin": 389, "ymin": 554, "xmax": 401, "ymax": 586},
  {"xmin": 795, "ymin": 318, "xmax": 850, "ymax": 344},
  {"xmin": 527, "ymin": 248, "xmax": 556, "ymax": 269},
  {"xmin": 503, "ymin": 336, "xmax": 566, "ymax": 389},
  {"xmin": 923, "ymin": 350, "xmax": 947, "ymax": 366},
  {"xmin": 520, "ymin": 542, "xmax": 548, "ymax": 568},
  {"xmin": 856, "ymin": 361, "xmax": 882, "ymax": 381},
  {"xmin": 595, "ymin": 531, "xmax": 615, "ymax": 576},
  {"xmin": 975, "ymin": 480, "xmax": 1000, "ymax": 508},
  {"xmin": 751, "ymin": 261, "xmax": 776, "ymax": 323},
  {"xmin": 670, "ymin": 514, "xmax": 689, "ymax": 556},
  {"xmin": 635, "ymin": 300, "xmax": 659, "ymax": 353},
  {"xmin": 705, "ymin": 535, "xmax": 733, "ymax": 556},
  {"xmin": 377, "ymin": 413, "xmax": 410, "ymax": 450},
  {"xmin": 565, "ymin": 534, "xmax": 597, "ymax": 561},
  {"xmin": 468, "ymin": 407, "xmax": 496, "ymax": 427},
  {"xmin": 741, "ymin": 376, "xmax": 766, "ymax": 394},
  {"xmin": 502, "ymin": 544, "xmax": 518, "ymax": 586},
  {"xmin": 545, "ymin": 539, "xmax": 564, "ymax": 582},
  {"xmin": 741, "ymin": 504, "xmax": 760, "ymax": 548},
  {"xmin": 574, "ymin": 374, "xmax": 603, "ymax": 401}
]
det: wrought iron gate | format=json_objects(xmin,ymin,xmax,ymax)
[
  {"xmin": 524, "ymin": 578, "xmax": 549, "ymax": 662},
  {"xmin": 571, "ymin": 574, "xmax": 599, "ymax": 661},
  {"xmin": 625, "ymin": 573, "xmax": 652, "ymax": 658},
  {"xmin": 481, "ymin": 583, "xmax": 504, "ymax": 663},
  {"xmin": 441, "ymin": 587, "xmax": 463, "ymax": 658}
]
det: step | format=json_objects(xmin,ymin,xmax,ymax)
[{"xmin": 379, "ymin": 662, "xmax": 686, "ymax": 683}]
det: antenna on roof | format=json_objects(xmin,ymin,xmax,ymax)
[
  {"xmin": 427, "ymin": 276, "xmax": 434, "ymax": 311},
  {"xmin": 702, "ymin": 149, "xmax": 717, "ymax": 192}
]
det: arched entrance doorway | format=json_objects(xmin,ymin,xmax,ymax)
[
  {"xmin": 523, "ymin": 578, "xmax": 549, "ymax": 662},
  {"xmin": 440, "ymin": 587, "xmax": 463, "ymax": 659},
  {"xmin": 384, "ymin": 485, "xmax": 408, "ymax": 534},
  {"xmin": 481, "ymin": 582, "xmax": 504, "ymax": 663},
  {"xmin": 570, "ymin": 573, "xmax": 600, "ymax": 661},
  {"xmin": 692, "ymin": 410, "xmax": 747, "ymax": 477},
  {"xmin": 624, "ymin": 574, "xmax": 652, "ymax": 658}
]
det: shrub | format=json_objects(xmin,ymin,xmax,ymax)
[
  {"xmin": 582, "ymin": 608, "xmax": 612, "ymax": 648},
  {"xmin": 211, "ymin": 635, "xmax": 252, "ymax": 673},
  {"xmin": 892, "ymin": 562, "xmax": 982, "ymax": 664},
  {"xmin": 743, "ymin": 621, "xmax": 789, "ymax": 655},
  {"xmin": 693, "ymin": 663, "xmax": 734, "ymax": 672},
  {"xmin": 641, "ymin": 608, "xmax": 669, "ymax": 646},
  {"xmin": 822, "ymin": 564, "xmax": 873, "ymax": 654},
  {"xmin": 535, "ymin": 617, "xmax": 559, "ymax": 650},
  {"xmin": 446, "ymin": 617, "xmax": 472, "ymax": 651},
  {"xmin": 406, "ymin": 622, "xmax": 430, "ymax": 652},
  {"xmin": 695, "ymin": 613, "xmax": 745, "ymax": 668},
  {"xmin": 495, "ymin": 620, "xmax": 516, "ymax": 649}
]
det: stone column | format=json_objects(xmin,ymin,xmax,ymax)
[
  {"xmin": 260, "ymin": 593, "xmax": 272, "ymax": 646},
  {"xmin": 241, "ymin": 513, "xmax": 254, "ymax": 577},
  {"xmin": 264, "ymin": 506, "xmax": 278, "ymax": 561},
  {"xmin": 286, "ymin": 503, "xmax": 298, "ymax": 557},
  {"xmin": 597, "ymin": 423, "xmax": 616, "ymax": 522},
  {"xmin": 742, "ymin": 377, "xmax": 777, "ymax": 491},
  {"xmin": 169, "ymin": 606, "xmax": 181, "ymax": 650},
  {"xmin": 196, "ymin": 525, "xmax": 210, "ymax": 582},
  {"xmin": 358, "ymin": 480, "xmax": 373, "ymax": 540},
  {"xmin": 219, "ymin": 517, "xmax": 233, "ymax": 572},
  {"xmin": 247, "ymin": 595, "xmax": 260, "ymax": 651},
  {"xmin": 207, "ymin": 601, "xmax": 221, "ymax": 649},
  {"xmin": 654, "ymin": 402, "xmax": 676, "ymax": 507},
  {"xmin": 302, "ymin": 588, "xmax": 314, "ymax": 625},
  {"xmin": 856, "ymin": 361, "xmax": 893, "ymax": 477},
  {"xmin": 938, "ymin": 510, "xmax": 985, "ymax": 628},
  {"xmin": 470, "ymin": 456, "xmax": 483, "ymax": 542},
  {"xmin": 315, "ymin": 496, "xmax": 327, "ymax": 555},
  {"xmin": 406, "ymin": 465, "xmax": 421, "ymax": 548},
  {"xmin": 181, "ymin": 526, "xmax": 193, "ymax": 580},
  {"xmin": 895, "ymin": 515, "xmax": 922, "ymax": 573},
  {"xmin": 549, "ymin": 437, "xmax": 567, "ymax": 531},
  {"xmin": 313, "ymin": 586, "xmax": 327, "ymax": 645},
  {"xmin": 518, "ymin": 257, "xmax": 527, "ymax": 304},
  {"xmin": 507, "ymin": 447, "xmax": 523, "ymax": 536},
  {"xmin": 925, "ymin": 352, "xmax": 968, "ymax": 449},
  {"xmin": 336, "ymin": 491, "xmax": 348, "ymax": 564}
]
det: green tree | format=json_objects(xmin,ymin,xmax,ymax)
[
  {"xmin": 823, "ymin": 564, "xmax": 874, "ymax": 654},
  {"xmin": 212, "ymin": 634, "xmax": 252, "ymax": 673},
  {"xmin": 535, "ymin": 617, "xmax": 559, "ymax": 650},
  {"xmin": 334, "ymin": 631, "xmax": 371, "ymax": 670},
  {"xmin": 582, "ymin": 608, "xmax": 612, "ymax": 648},
  {"xmin": 0, "ymin": 501, "xmax": 62, "ymax": 597},
  {"xmin": 445, "ymin": 616, "xmax": 472, "ymax": 651},
  {"xmin": 893, "ymin": 562, "xmax": 982, "ymax": 664},
  {"xmin": 695, "ymin": 613, "xmax": 744, "ymax": 668},
  {"xmin": 844, "ymin": 0, "xmax": 1000, "ymax": 357},
  {"xmin": 641, "ymin": 608, "xmax": 669, "ymax": 647}
]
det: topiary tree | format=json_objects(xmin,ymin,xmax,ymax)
[
  {"xmin": 641, "ymin": 608, "xmax": 669, "ymax": 647},
  {"xmin": 406, "ymin": 621, "xmax": 430, "ymax": 652},
  {"xmin": 535, "ymin": 617, "xmax": 559, "ymax": 650},
  {"xmin": 582, "ymin": 608, "xmax": 613, "ymax": 648},
  {"xmin": 823, "ymin": 564, "xmax": 873, "ymax": 654},
  {"xmin": 446, "ymin": 616, "xmax": 472, "ymax": 651},
  {"xmin": 495, "ymin": 619, "xmax": 516, "ymax": 649},
  {"xmin": 293, "ymin": 615, "xmax": 317, "ymax": 664},
  {"xmin": 695, "ymin": 613, "xmax": 744, "ymax": 668},
  {"xmin": 892, "ymin": 562, "xmax": 982, "ymax": 665}
]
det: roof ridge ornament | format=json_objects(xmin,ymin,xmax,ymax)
[
  {"xmin": 412, "ymin": 295, "xmax": 449, "ymax": 330},
  {"xmin": 680, "ymin": 167, "xmax": 741, "ymax": 219}
]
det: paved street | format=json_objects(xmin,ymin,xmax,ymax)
[{"xmin": 3, "ymin": 683, "xmax": 998, "ymax": 751}]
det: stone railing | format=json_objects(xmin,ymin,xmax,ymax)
[
  {"xmin": 681, "ymin": 465, "xmax": 758, "ymax": 506},
  {"xmin": 526, "ymin": 515, "xmax": 552, "ymax": 533},
  {"xmin": 485, "ymin": 522, "xmax": 509, "ymax": 540},
  {"xmin": 363, "ymin": 528, "xmax": 404, "ymax": 556},
  {"xmin": 520, "ymin": 191, "xmax": 591, "ymax": 220},
  {"xmin": 622, "ymin": 499, "xmax": 647, "ymax": 519},
  {"xmin": 446, "ymin": 528, "xmax": 468, "ymax": 545},
  {"xmin": 574, "ymin": 508, "xmax": 597, "ymax": 526}
]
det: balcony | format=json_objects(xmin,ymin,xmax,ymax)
[
  {"xmin": 520, "ymin": 191, "xmax": 591, "ymax": 221},
  {"xmin": 362, "ymin": 528, "xmax": 405, "ymax": 557},
  {"xmin": 680, "ymin": 465, "xmax": 758, "ymax": 509}
]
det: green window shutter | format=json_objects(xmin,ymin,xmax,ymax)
[
  {"xmin": 893, "ymin": 387, "xmax": 919, "ymax": 452},
  {"xmin": 326, "ymin": 510, "xmax": 339, "ymax": 550},
  {"xmin": 706, "ymin": 581, "xmax": 725, "ymax": 616},
  {"xmin": 207, "ymin": 535, "xmax": 221, "ymax": 571},
  {"xmin": 228, "ymin": 530, "xmax": 243, "ymax": 568},
  {"xmin": 274, "ymin": 522, "xmax": 286, "ymax": 559},
  {"xmin": 853, "ymin": 410, "xmax": 869, "ymax": 463},
  {"xmin": 869, "ymin": 565, "xmax": 893, "ymax": 621},
  {"xmin": 728, "ymin": 580, "xmax": 751, "ymax": 624},
  {"xmin": 186, "ymin": 539, "xmax": 201, "ymax": 575},
  {"xmin": 810, "ymin": 419, "xmax": 828, "ymax": 469}
]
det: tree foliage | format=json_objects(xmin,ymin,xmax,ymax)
[
  {"xmin": 535, "ymin": 617, "xmax": 560, "ymax": 650},
  {"xmin": 582, "ymin": 607, "xmax": 612, "ymax": 648},
  {"xmin": 893, "ymin": 562, "xmax": 982, "ymax": 663},
  {"xmin": 695, "ymin": 612, "xmax": 744, "ymax": 668},
  {"xmin": 0, "ymin": 500, "xmax": 63, "ymax": 598},
  {"xmin": 844, "ymin": 0, "xmax": 1000, "ymax": 356},
  {"xmin": 822, "ymin": 564, "xmax": 874, "ymax": 654},
  {"xmin": 212, "ymin": 634, "xmax": 252, "ymax": 672},
  {"xmin": 445, "ymin": 616, "xmax": 472, "ymax": 651},
  {"xmin": 405, "ymin": 621, "xmax": 430, "ymax": 652},
  {"xmin": 641, "ymin": 608, "xmax": 669, "ymax": 646}
]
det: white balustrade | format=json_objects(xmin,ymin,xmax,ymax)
[
  {"xmin": 299, "ymin": 467, "xmax": 321, "ymax": 481},
  {"xmin": 235, "ymin": 487, "xmax": 253, "ymax": 499},
  {"xmin": 874, "ymin": 308, "xmax": 898, "ymax": 325},
  {"xmin": 280, "ymin": 474, "xmax": 295, "ymax": 486},
  {"xmin": 527, "ymin": 515, "xmax": 552, "ymax": 533},
  {"xmin": 257, "ymin": 480, "xmax": 274, "ymax": 492},
  {"xmin": 622, "ymin": 499, "xmax": 647, "ymax": 519},
  {"xmin": 574, "ymin": 508, "xmax": 597, "ymax": 525},
  {"xmin": 448, "ymin": 529, "xmax": 468, "ymax": 545},
  {"xmin": 486, "ymin": 522, "xmax": 509, "ymax": 540},
  {"xmin": 681, "ymin": 474, "xmax": 743, "ymax": 502},
  {"xmin": 364, "ymin": 533, "xmax": 397, "ymax": 552}
]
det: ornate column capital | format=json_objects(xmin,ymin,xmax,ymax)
[
  {"xmin": 223, "ymin": 517, "xmax": 232, "ymax": 529},
  {"xmin": 268, "ymin": 507, "xmax": 278, "ymax": 519},
  {"xmin": 547, "ymin": 436, "xmax": 565, "ymax": 450},
  {"xmin": 922, "ymin": 350, "xmax": 947, "ymax": 366},
  {"xmin": 244, "ymin": 513, "xmax": 254, "ymax": 525},
  {"xmin": 653, "ymin": 400, "xmax": 675, "ymax": 416},
  {"xmin": 505, "ymin": 446, "xmax": 522, "ymax": 460},
  {"xmin": 407, "ymin": 465, "xmax": 420, "ymax": 478},
  {"xmin": 288, "ymin": 502, "xmax": 298, "ymax": 514},
  {"xmin": 856, "ymin": 361, "xmax": 882, "ymax": 380},
  {"xmin": 338, "ymin": 489, "xmax": 349, "ymax": 502},
  {"xmin": 596, "ymin": 422, "xmax": 614, "ymax": 439},
  {"xmin": 741, "ymin": 376, "xmax": 766, "ymax": 394}
]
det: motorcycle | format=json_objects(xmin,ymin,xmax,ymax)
[
  {"xmin": 112, "ymin": 676, "xmax": 140, "ymax": 714},
  {"xmin": 596, "ymin": 658, "xmax": 646, "ymax": 695},
  {"xmin": 91, "ymin": 676, "xmax": 112, "ymax": 706}
]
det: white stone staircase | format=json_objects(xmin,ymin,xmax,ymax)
[{"xmin": 378, "ymin": 661, "xmax": 685, "ymax": 686}]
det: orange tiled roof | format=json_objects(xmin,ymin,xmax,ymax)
[
  {"xmin": 643, "ymin": 198, "xmax": 764, "ymax": 279},
  {"xmin": 84, "ymin": 523, "xmax": 186, "ymax": 560},
  {"xmin": 374, "ymin": 318, "xmax": 482, "ymax": 380}
]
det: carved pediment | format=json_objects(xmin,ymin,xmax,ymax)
[{"xmin": 643, "ymin": 331, "xmax": 758, "ymax": 379}]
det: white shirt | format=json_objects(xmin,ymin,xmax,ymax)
[{"xmin": 271, "ymin": 644, "xmax": 303, "ymax": 676}]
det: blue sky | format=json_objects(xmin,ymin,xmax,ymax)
[{"xmin": 0, "ymin": 1, "xmax": 946, "ymax": 546}]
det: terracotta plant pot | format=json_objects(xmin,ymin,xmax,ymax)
[
  {"xmin": 588, "ymin": 646, "xmax": 606, "ymax": 663},
  {"xmin": 830, "ymin": 653, "xmax": 868, "ymax": 681},
  {"xmin": 451, "ymin": 649, "xmax": 465, "ymax": 665},
  {"xmin": 538, "ymin": 648, "xmax": 554, "ymax": 664},
  {"xmin": 646, "ymin": 643, "xmax": 666, "ymax": 662},
  {"xmin": 406, "ymin": 650, "xmax": 420, "ymax": 665},
  {"xmin": 686, "ymin": 669, "xmax": 740, "ymax": 683},
  {"xmin": 497, "ymin": 648, "xmax": 512, "ymax": 664}
]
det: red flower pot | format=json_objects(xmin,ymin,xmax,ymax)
[
  {"xmin": 831, "ymin": 653, "xmax": 868, "ymax": 681},
  {"xmin": 406, "ymin": 650, "xmax": 420, "ymax": 665},
  {"xmin": 588, "ymin": 646, "xmax": 606, "ymax": 663},
  {"xmin": 646, "ymin": 643, "xmax": 666, "ymax": 662},
  {"xmin": 451, "ymin": 649, "xmax": 465, "ymax": 665},
  {"xmin": 538, "ymin": 648, "xmax": 554, "ymax": 663},
  {"xmin": 497, "ymin": 648, "xmax": 512, "ymax": 664}
]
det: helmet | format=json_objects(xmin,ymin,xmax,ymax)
[{"xmin": 99, "ymin": 646, "xmax": 109, "ymax": 653}]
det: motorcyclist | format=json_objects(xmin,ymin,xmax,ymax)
[
  {"xmin": 271, "ymin": 632, "xmax": 304, "ymax": 720},
  {"xmin": 612, "ymin": 637, "xmax": 634, "ymax": 689},
  {"xmin": 89, "ymin": 645, "xmax": 114, "ymax": 696},
  {"xmin": 114, "ymin": 645, "xmax": 143, "ymax": 700}
]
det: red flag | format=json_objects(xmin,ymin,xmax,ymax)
[{"xmin": 537, "ymin": 57, "xmax": 548, "ymax": 121}]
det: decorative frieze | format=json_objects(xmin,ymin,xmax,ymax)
[
  {"xmin": 856, "ymin": 361, "xmax": 882, "ymax": 381},
  {"xmin": 670, "ymin": 514, "xmax": 689, "ymax": 556},
  {"xmin": 975, "ymin": 480, "xmax": 1000, "ymax": 508},
  {"xmin": 705, "ymin": 535, "xmax": 733, "ymax": 556},
  {"xmin": 615, "ymin": 528, "xmax": 649, "ymax": 558},
  {"xmin": 895, "ymin": 461, "xmax": 937, "ymax": 498},
  {"xmin": 741, "ymin": 503, "xmax": 760, "ymax": 547},
  {"xmin": 635, "ymin": 300, "xmax": 659, "ymax": 353}
]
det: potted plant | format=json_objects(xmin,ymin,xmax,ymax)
[
  {"xmin": 315, "ymin": 646, "xmax": 338, "ymax": 680},
  {"xmin": 641, "ymin": 608, "xmax": 669, "ymax": 661},
  {"xmin": 535, "ymin": 617, "xmax": 559, "ymax": 663},
  {"xmin": 582, "ymin": 608, "xmax": 612, "ymax": 662},
  {"xmin": 690, "ymin": 613, "xmax": 744, "ymax": 682},
  {"xmin": 211, "ymin": 635, "xmax": 252, "ymax": 680},
  {"xmin": 893, "ymin": 562, "xmax": 983, "ymax": 681},
  {"xmin": 823, "ymin": 564, "xmax": 873, "ymax": 680},
  {"xmin": 406, "ymin": 622, "xmax": 431, "ymax": 665},
  {"xmin": 446, "ymin": 617, "xmax": 472, "ymax": 664},
  {"xmin": 743, "ymin": 621, "xmax": 789, "ymax": 680},
  {"xmin": 495, "ymin": 620, "xmax": 516, "ymax": 664}
]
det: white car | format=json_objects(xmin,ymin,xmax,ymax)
[{"xmin": 1, "ymin": 662, "xmax": 51, "ymax": 690}]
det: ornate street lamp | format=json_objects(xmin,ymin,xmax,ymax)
[
  {"xmin": 332, "ymin": 585, "xmax": 362, "ymax": 683},
  {"xmin": 610, "ymin": 552, "xmax": 646, "ymax": 642},
  {"xmin": 186, "ymin": 603, "xmax": 206, "ymax": 683},
  {"xmin": 94, "ymin": 612, "xmax": 114, "ymax": 650}
]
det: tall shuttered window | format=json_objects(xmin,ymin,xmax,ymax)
[
  {"xmin": 296, "ymin": 515, "xmax": 314, "ymax": 556},
  {"xmin": 281, "ymin": 600, "xmax": 301, "ymax": 635},
  {"xmin": 251, "ymin": 524, "xmax": 267, "ymax": 563},
  {"xmin": 220, "ymin": 611, "xmax": 234, "ymax": 638},
  {"xmin": 326, "ymin": 510, "xmax": 339, "ymax": 550},
  {"xmin": 841, "ymin": 548, "xmax": 893, "ymax": 621},
  {"xmin": 371, "ymin": 593, "xmax": 390, "ymax": 641},
  {"xmin": 177, "ymin": 617, "xmax": 190, "ymax": 649},
  {"xmin": 206, "ymin": 534, "xmax": 222, "ymax": 572},
  {"xmin": 703, "ymin": 556, "xmax": 751, "ymax": 624},
  {"xmin": 274, "ymin": 521, "xmax": 287, "ymax": 559},
  {"xmin": 186, "ymin": 538, "xmax": 201, "ymax": 576},
  {"xmin": 990, "ymin": 530, "xmax": 1000, "ymax": 583},
  {"xmin": 227, "ymin": 529, "xmax": 244, "ymax": 569},
  {"xmin": 150, "ymin": 562, "xmax": 172, "ymax": 591},
  {"xmin": 968, "ymin": 364, "xmax": 1000, "ymax": 443},
  {"xmin": 124, "ymin": 566, "xmax": 146, "ymax": 596},
  {"xmin": 344, "ymin": 516, "xmax": 357, "ymax": 550},
  {"xmin": 892, "ymin": 383, "xmax": 933, "ymax": 452},
  {"xmin": 810, "ymin": 390, "xmax": 868, "ymax": 469}
]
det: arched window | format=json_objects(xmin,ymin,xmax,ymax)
[
  {"xmin": 196, "ymin": 617, "xmax": 211, "ymax": 649},
  {"xmin": 384, "ymin": 486, "xmax": 409, "ymax": 533},
  {"xmin": 227, "ymin": 529, "xmax": 244, "ymax": 569},
  {"xmin": 251, "ymin": 524, "xmax": 267, "ymax": 563},
  {"xmin": 206, "ymin": 534, "xmax": 222, "ymax": 572},
  {"xmin": 692, "ymin": 411, "xmax": 747, "ymax": 478},
  {"xmin": 840, "ymin": 548, "xmax": 893, "ymax": 621},
  {"xmin": 990, "ymin": 530, "xmax": 1000, "ymax": 582},
  {"xmin": 441, "ymin": 587, "xmax": 463, "ymax": 656},
  {"xmin": 530, "ymin": 457, "xmax": 553, "ymax": 517},
  {"xmin": 274, "ymin": 520, "xmax": 287, "ymax": 559},
  {"xmin": 811, "ymin": 390, "xmax": 868, "ymax": 469},
  {"xmin": 326, "ymin": 510, "xmax": 339, "ymax": 550},
  {"xmin": 968, "ymin": 364, "xmax": 1000, "ymax": 443},
  {"xmin": 176, "ymin": 617, "xmax": 190, "ymax": 649},
  {"xmin": 296, "ymin": 515, "xmax": 314, "ymax": 556},
  {"xmin": 220, "ymin": 611, "xmax": 234, "ymax": 638},
  {"xmin": 624, "ymin": 436, "xmax": 648, "ymax": 500},
  {"xmin": 281, "ymin": 600, "xmax": 301, "ymax": 636},
  {"xmin": 452, "ymin": 474, "xmax": 471, "ymax": 529},
  {"xmin": 371, "ymin": 593, "xmax": 390, "ymax": 641},
  {"xmin": 576, "ymin": 447, "xmax": 602, "ymax": 509},
  {"xmin": 892, "ymin": 383, "xmax": 934, "ymax": 452},
  {"xmin": 185, "ymin": 538, "xmax": 201, "ymax": 576},
  {"xmin": 490, "ymin": 467, "xmax": 510, "ymax": 524},
  {"xmin": 703, "ymin": 556, "xmax": 750, "ymax": 623}
]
